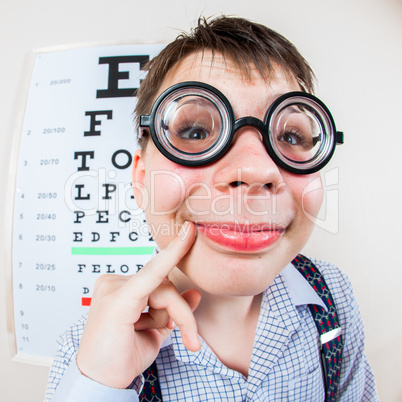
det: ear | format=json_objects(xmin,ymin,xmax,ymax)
[{"xmin": 132, "ymin": 149, "xmax": 147, "ymax": 210}]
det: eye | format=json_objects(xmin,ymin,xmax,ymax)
[
  {"xmin": 278, "ymin": 130, "xmax": 311, "ymax": 148},
  {"xmin": 176, "ymin": 124, "xmax": 210, "ymax": 140},
  {"xmin": 279, "ymin": 131, "xmax": 300, "ymax": 145}
]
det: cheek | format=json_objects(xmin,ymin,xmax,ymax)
[
  {"xmin": 144, "ymin": 169, "xmax": 187, "ymax": 215},
  {"xmin": 143, "ymin": 153, "xmax": 210, "ymax": 217},
  {"xmin": 142, "ymin": 155, "xmax": 210, "ymax": 246},
  {"xmin": 288, "ymin": 173, "xmax": 324, "ymax": 219}
]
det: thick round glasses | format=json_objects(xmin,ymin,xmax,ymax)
[{"xmin": 139, "ymin": 81, "xmax": 344, "ymax": 174}]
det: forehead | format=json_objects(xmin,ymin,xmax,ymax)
[{"xmin": 158, "ymin": 51, "xmax": 300, "ymax": 109}]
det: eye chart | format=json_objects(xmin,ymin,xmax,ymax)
[{"xmin": 11, "ymin": 43, "xmax": 165, "ymax": 362}]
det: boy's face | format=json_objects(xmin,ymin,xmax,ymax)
[{"xmin": 133, "ymin": 51, "xmax": 323, "ymax": 296}]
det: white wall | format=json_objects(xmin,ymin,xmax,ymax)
[{"xmin": 1, "ymin": 0, "xmax": 401, "ymax": 400}]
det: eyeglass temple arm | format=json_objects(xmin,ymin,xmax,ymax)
[
  {"xmin": 140, "ymin": 115, "xmax": 151, "ymax": 127},
  {"xmin": 312, "ymin": 131, "xmax": 344, "ymax": 147},
  {"xmin": 336, "ymin": 131, "xmax": 344, "ymax": 144},
  {"xmin": 138, "ymin": 115, "xmax": 151, "ymax": 138}
]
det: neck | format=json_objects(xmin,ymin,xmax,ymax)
[
  {"xmin": 169, "ymin": 268, "xmax": 263, "ymax": 377},
  {"xmin": 195, "ymin": 291, "xmax": 262, "ymax": 328},
  {"xmin": 197, "ymin": 291, "xmax": 262, "ymax": 378}
]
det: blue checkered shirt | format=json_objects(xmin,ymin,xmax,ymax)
[{"xmin": 45, "ymin": 259, "xmax": 378, "ymax": 401}]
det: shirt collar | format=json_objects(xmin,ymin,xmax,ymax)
[{"xmin": 280, "ymin": 262, "xmax": 327, "ymax": 311}]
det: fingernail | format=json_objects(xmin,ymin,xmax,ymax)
[{"xmin": 178, "ymin": 221, "xmax": 190, "ymax": 240}]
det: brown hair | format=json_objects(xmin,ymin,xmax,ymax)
[{"xmin": 135, "ymin": 16, "xmax": 315, "ymax": 149}]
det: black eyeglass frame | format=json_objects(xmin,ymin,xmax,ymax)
[{"xmin": 139, "ymin": 81, "xmax": 344, "ymax": 174}]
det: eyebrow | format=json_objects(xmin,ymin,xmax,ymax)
[
  {"xmin": 280, "ymin": 105, "xmax": 318, "ymax": 137},
  {"xmin": 175, "ymin": 97, "xmax": 222, "ymax": 119}
]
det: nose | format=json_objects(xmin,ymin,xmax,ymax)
[{"xmin": 214, "ymin": 127, "xmax": 284, "ymax": 195}]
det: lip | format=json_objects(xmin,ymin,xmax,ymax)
[{"xmin": 195, "ymin": 222, "xmax": 285, "ymax": 253}]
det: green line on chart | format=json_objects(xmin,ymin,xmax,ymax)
[{"xmin": 71, "ymin": 247, "xmax": 154, "ymax": 255}]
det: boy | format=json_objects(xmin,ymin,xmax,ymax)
[{"xmin": 46, "ymin": 16, "xmax": 377, "ymax": 401}]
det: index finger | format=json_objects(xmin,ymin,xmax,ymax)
[{"xmin": 122, "ymin": 221, "xmax": 196, "ymax": 299}]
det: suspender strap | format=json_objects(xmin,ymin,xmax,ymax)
[
  {"xmin": 291, "ymin": 254, "xmax": 343, "ymax": 401},
  {"xmin": 139, "ymin": 360, "xmax": 162, "ymax": 401}
]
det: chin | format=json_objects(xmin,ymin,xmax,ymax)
[{"xmin": 176, "ymin": 241, "xmax": 290, "ymax": 296}]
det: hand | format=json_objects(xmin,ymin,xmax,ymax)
[{"xmin": 76, "ymin": 221, "xmax": 201, "ymax": 389}]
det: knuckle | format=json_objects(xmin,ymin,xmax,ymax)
[
  {"xmin": 93, "ymin": 274, "xmax": 122, "ymax": 296},
  {"xmin": 160, "ymin": 278, "xmax": 175, "ymax": 290},
  {"xmin": 149, "ymin": 281, "xmax": 178, "ymax": 307}
]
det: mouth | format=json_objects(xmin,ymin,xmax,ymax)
[{"xmin": 195, "ymin": 222, "xmax": 285, "ymax": 253}]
